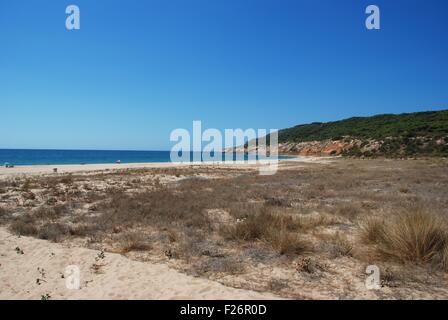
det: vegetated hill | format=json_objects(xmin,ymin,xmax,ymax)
[
  {"xmin": 279, "ymin": 110, "xmax": 448, "ymax": 142},
  {"xmin": 276, "ymin": 110, "xmax": 448, "ymax": 157}
]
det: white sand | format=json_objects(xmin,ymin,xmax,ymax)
[
  {"xmin": 0, "ymin": 157, "xmax": 331, "ymax": 177},
  {"xmin": 0, "ymin": 162, "xmax": 199, "ymax": 177},
  {"xmin": 0, "ymin": 228, "xmax": 280, "ymax": 300}
]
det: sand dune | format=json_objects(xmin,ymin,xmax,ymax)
[{"xmin": 0, "ymin": 228, "xmax": 280, "ymax": 300}]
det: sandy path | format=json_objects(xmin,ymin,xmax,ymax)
[{"xmin": 0, "ymin": 228, "xmax": 280, "ymax": 300}]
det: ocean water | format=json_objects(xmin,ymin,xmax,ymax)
[{"xmin": 0, "ymin": 149, "xmax": 296, "ymax": 166}]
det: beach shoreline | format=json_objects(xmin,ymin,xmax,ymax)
[{"xmin": 0, "ymin": 156, "xmax": 332, "ymax": 177}]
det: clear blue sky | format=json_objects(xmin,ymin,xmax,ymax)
[{"xmin": 0, "ymin": 0, "xmax": 447, "ymax": 150}]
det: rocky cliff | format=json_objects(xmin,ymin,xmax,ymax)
[{"xmin": 229, "ymin": 136, "xmax": 447, "ymax": 157}]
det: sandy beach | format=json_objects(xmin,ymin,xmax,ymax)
[
  {"xmin": 0, "ymin": 157, "xmax": 330, "ymax": 177},
  {"xmin": 0, "ymin": 228, "xmax": 279, "ymax": 300},
  {"xmin": 0, "ymin": 158, "xmax": 317, "ymax": 300},
  {"xmin": 2, "ymin": 157, "xmax": 448, "ymax": 300}
]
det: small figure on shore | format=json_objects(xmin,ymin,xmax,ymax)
[{"xmin": 53, "ymin": 168, "xmax": 58, "ymax": 173}]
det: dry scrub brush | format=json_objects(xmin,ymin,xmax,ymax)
[
  {"xmin": 116, "ymin": 230, "xmax": 152, "ymax": 253},
  {"xmin": 361, "ymin": 204, "xmax": 448, "ymax": 271},
  {"xmin": 221, "ymin": 206, "xmax": 312, "ymax": 255}
]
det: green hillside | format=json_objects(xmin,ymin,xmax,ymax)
[
  {"xmin": 277, "ymin": 110, "xmax": 448, "ymax": 157},
  {"xmin": 279, "ymin": 110, "xmax": 448, "ymax": 143}
]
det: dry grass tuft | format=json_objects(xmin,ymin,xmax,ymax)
[
  {"xmin": 331, "ymin": 203, "xmax": 361, "ymax": 221},
  {"xmin": 360, "ymin": 216, "xmax": 385, "ymax": 243},
  {"xmin": 361, "ymin": 206, "xmax": 448, "ymax": 267},
  {"xmin": 222, "ymin": 207, "xmax": 311, "ymax": 255},
  {"xmin": 317, "ymin": 232, "xmax": 353, "ymax": 258},
  {"xmin": 37, "ymin": 223, "xmax": 71, "ymax": 242},
  {"xmin": 117, "ymin": 231, "xmax": 152, "ymax": 253},
  {"xmin": 303, "ymin": 184, "xmax": 326, "ymax": 199},
  {"xmin": 295, "ymin": 213, "xmax": 339, "ymax": 230},
  {"xmin": 0, "ymin": 180, "xmax": 10, "ymax": 194},
  {"xmin": 9, "ymin": 218, "xmax": 38, "ymax": 236},
  {"xmin": 439, "ymin": 245, "xmax": 448, "ymax": 272},
  {"xmin": 269, "ymin": 230, "xmax": 310, "ymax": 255},
  {"xmin": 0, "ymin": 206, "xmax": 9, "ymax": 222},
  {"xmin": 35, "ymin": 204, "xmax": 69, "ymax": 221},
  {"xmin": 328, "ymin": 232, "xmax": 353, "ymax": 257},
  {"xmin": 69, "ymin": 224, "xmax": 97, "ymax": 237}
]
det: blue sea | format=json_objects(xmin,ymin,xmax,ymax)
[{"xmin": 0, "ymin": 149, "xmax": 296, "ymax": 166}]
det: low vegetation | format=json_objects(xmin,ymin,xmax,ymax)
[
  {"xmin": 222, "ymin": 207, "xmax": 311, "ymax": 255},
  {"xmin": 1, "ymin": 158, "xmax": 448, "ymax": 298},
  {"xmin": 116, "ymin": 231, "xmax": 152, "ymax": 253},
  {"xmin": 361, "ymin": 206, "xmax": 448, "ymax": 267}
]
